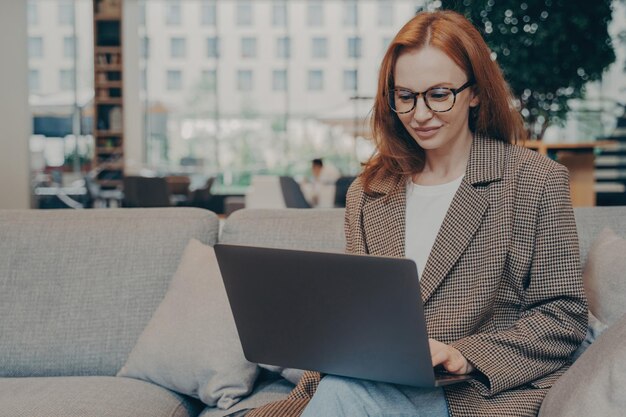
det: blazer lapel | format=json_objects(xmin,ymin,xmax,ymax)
[
  {"xmin": 419, "ymin": 134, "xmax": 504, "ymax": 303},
  {"xmin": 362, "ymin": 175, "xmax": 406, "ymax": 258}
]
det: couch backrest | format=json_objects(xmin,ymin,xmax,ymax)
[
  {"xmin": 574, "ymin": 207, "xmax": 626, "ymax": 266},
  {"xmin": 221, "ymin": 207, "xmax": 626, "ymax": 265},
  {"xmin": 220, "ymin": 208, "xmax": 345, "ymax": 252},
  {"xmin": 0, "ymin": 208, "xmax": 219, "ymax": 378}
]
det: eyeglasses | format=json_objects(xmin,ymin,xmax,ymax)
[{"xmin": 388, "ymin": 80, "xmax": 474, "ymax": 114}]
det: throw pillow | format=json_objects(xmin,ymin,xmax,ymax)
[
  {"xmin": 538, "ymin": 312, "xmax": 626, "ymax": 417},
  {"xmin": 583, "ymin": 227, "xmax": 626, "ymax": 327},
  {"xmin": 117, "ymin": 239, "xmax": 259, "ymax": 409},
  {"xmin": 258, "ymin": 364, "xmax": 304, "ymax": 385}
]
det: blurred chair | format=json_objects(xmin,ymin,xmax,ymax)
[
  {"xmin": 245, "ymin": 175, "xmax": 287, "ymax": 209},
  {"xmin": 279, "ymin": 176, "xmax": 312, "ymax": 209},
  {"xmin": 334, "ymin": 176, "xmax": 356, "ymax": 208},
  {"xmin": 189, "ymin": 176, "xmax": 216, "ymax": 209},
  {"xmin": 165, "ymin": 175, "xmax": 191, "ymax": 206},
  {"xmin": 122, "ymin": 176, "xmax": 171, "ymax": 208}
]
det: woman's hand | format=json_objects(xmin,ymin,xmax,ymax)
[{"xmin": 429, "ymin": 338, "xmax": 475, "ymax": 375}]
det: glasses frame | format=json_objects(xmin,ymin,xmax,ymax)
[{"xmin": 388, "ymin": 80, "xmax": 475, "ymax": 114}]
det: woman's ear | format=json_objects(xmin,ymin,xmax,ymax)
[{"xmin": 469, "ymin": 93, "xmax": 480, "ymax": 108}]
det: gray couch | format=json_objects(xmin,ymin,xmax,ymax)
[{"xmin": 0, "ymin": 206, "xmax": 624, "ymax": 416}]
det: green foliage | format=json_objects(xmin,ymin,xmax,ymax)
[{"xmin": 440, "ymin": 0, "xmax": 616, "ymax": 138}]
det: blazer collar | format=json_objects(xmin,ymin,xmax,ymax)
[
  {"xmin": 364, "ymin": 133, "xmax": 505, "ymax": 195},
  {"xmin": 464, "ymin": 133, "xmax": 505, "ymax": 185},
  {"xmin": 361, "ymin": 133, "xmax": 505, "ymax": 302}
]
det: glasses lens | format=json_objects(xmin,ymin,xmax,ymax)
[
  {"xmin": 426, "ymin": 88, "xmax": 455, "ymax": 112},
  {"xmin": 390, "ymin": 89, "xmax": 415, "ymax": 113}
]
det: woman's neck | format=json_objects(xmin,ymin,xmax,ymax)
[{"xmin": 413, "ymin": 131, "xmax": 473, "ymax": 185}]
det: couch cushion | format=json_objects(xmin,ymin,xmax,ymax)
[
  {"xmin": 538, "ymin": 313, "xmax": 626, "ymax": 417},
  {"xmin": 118, "ymin": 239, "xmax": 258, "ymax": 409},
  {"xmin": 0, "ymin": 376, "xmax": 204, "ymax": 417},
  {"xmin": 220, "ymin": 208, "xmax": 345, "ymax": 252},
  {"xmin": 573, "ymin": 206, "xmax": 626, "ymax": 267},
  {"xmin": 199, "ymin": 378, "xmax": 293, "ymax": 417},
  {"xmin": 0, "ymin": 208, "xmax": 219, "ymax": 377},
  {"xmin": 582, "ymin": 227, "xmax": 626, "ymax": 327}
]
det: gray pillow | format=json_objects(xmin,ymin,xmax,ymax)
[
  {"xmin": 539, "ymin": 312, "xmax": 626, "ymax": 416},
  {"xmin": 117, "ymin": 239, "xmax": 259, "ymax": 409},
  {"xmin": 583, "ymin": 227, "xmax": 626, "ymax": 327}
]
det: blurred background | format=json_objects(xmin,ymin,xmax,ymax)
[{"xmin": 5, "ymin": 0, "xmax": 626, "ymax": 211}]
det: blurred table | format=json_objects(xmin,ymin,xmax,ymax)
[{"xmin": 523, "ymin": 140, "xmax": 617, "ymax": 207}]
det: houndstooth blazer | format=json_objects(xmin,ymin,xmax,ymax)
[
  {"xmin": 343, "ymin": 134, "xmax": 588, "ymax": 417},
  {"xmin": 247, "ymin": 134, "xmax": 587, "ymax": 417}
]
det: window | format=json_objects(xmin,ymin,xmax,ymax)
[
  {"xmin": 59, "ymin": 69, "xmax": 74, "ymax": 91},
  {"xmin": 167, "ymin": 70, "xmax": 183, "ymax": 90},
  {"xmin": 141, "ymin": 37, "xmax": 150, "ymax": 59},
  {"xmin": 27, "ymin": 0, "xmax": 38, "ymax": 26},
  {"xmin": 348, "ymin": 37, "xmax": 362, "ymax": 58},
  {"xmin": 201, "ymin": 69, "xmax": 217, "ymax": 91},
  {"xmin": 58, "ymin": 0, "xmax": 74, "ymax": 26},
  {"xmin": 307, "ymin": 0, "xmax": 323, "ymax": 27},
  {"xmin": 139, "ymin": 1, "xmax": 146, "ymax": 26},
  {"xmin": 378, "ymin": 0, "xmax": 393, "ymax": 27},
  {"xmin": 236, "ymin": 0, "xmax": 253, "ymax": 26},
  {"xmin": 165, "ymin": 0, "xmax": 182, "ymax": 26},
  {"xmin": 201, "ymin": 0, "xmax": 217, "ymax": 26},
  {"xmin": 272, "ymin": 69, "xmax": 287, "ymax": 91},
  {"xmin": 308, "ymin": 70, "xmax": 324, "ymax": 91},
  {"xmin": 276, "ymin": 37, "xmax": 290, "ymax": 59},
  {"xmin": 311, "ymin": 37, "xmax": 327, "ymax": 59},
  {"xmin": 343, "ymin": 0, "xmax": 358, "ymax": 27},
  {"xmin": 272, "ymin": 1, "xmax": 287, "ymax": 27},
  {"xmin": 63, "ymin": 36, "xmax": 76, "ymax": 59},
  {"xmin": 207, "ymin": 37, "xmax": 220, "ymax": 58},
  {"xmin": 237, "ymin": 70, "xmax": 253, "ymax": 91},
  {"xmin": 140, "ymin": 68, "xmax": 148, "ymax": 91},
  {"xmin": 29, "ymin": 37, "xmax": 43, "ymax": 59},
  {"xmin": 382, "ymin": 36, "xmax": 392, "ymax": 53},
  {"xmin": 170, "ymin": 37, "xmax": 186, "ymax": 58},
  {"xmin": 343, "ymin": 69, "xmax": 358, "ymax": 91},
  {"xmin": 241, "ymin": 37, "xmax": 257, "ymax": 58},
  {"xmin": 29, "ymin": 69, "xmax": 40, "ymax": 92}
]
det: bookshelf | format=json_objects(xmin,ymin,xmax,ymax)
[{"xmin": 93, "ymin": 0, "xmax": 124, "ymax": 189}]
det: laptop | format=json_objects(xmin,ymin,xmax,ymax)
[{"xmin": 214, "ymin": 244, "xmax": 474, "ymax": 388}]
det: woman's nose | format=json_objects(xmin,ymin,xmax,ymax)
[{"xmin": 412, "ymin": 96, "xmax": 433, "ymax": 122}]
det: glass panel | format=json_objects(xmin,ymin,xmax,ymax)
[
  {"xmin": 29, "ymin": 0, "xmax": 94, "ymax": 204},
  {"xmin": 307, "ymin": 0, "xmax": 324, "ymax": 27},
  {"xmin": 272, "ymin": 0, "xmax": 287, "ymax": 27},
  {"xmin": 343, "ymin": 69, "xmax": 358, "ymax": 91},
  {"xmin": 343, "ymin": 0, "xmax": 358, "ymax": 27},
  {"xmin": 201, "ymin": 0, "xmax": 217, "ymax": 26},
  {"xmin": 236, "ymin": 0, "xmax": 253, "ymax": 26},
  {"xmin": 348, "ymin": 37, "xmax": 362, "ymax": 58},
  {"xmin": 311, "ymin": 37, "xmax": 327, "ymax": 59},
  {"xmin": 241, "ymin": 37, "xmax": 257, "ymax": 58},
  {"xmin": 170, "ymin": 37, "xmax": 186, "ymax": 58}
]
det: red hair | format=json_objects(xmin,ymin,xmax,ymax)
[{"xmin": 362, "ymin": 10, "xmax": 526, "ymax": 192}]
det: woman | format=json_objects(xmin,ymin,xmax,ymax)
[{"xmin": 249, "ymin": 10, "xmax": 587, "ymax": 417}]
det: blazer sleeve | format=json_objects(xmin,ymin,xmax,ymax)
[
  {"xmin": 450, "ymin": 164, "xmax": 588, "ymax": 396},
  {"xmin": 344, "ymin": 177, "xmax": 365, "ymax": 254}
]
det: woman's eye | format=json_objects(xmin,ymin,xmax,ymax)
[
  {"xmin": 397, "ymin": 92, "xmax": 414, "ymax": 101},
  {"xmin": 428, "ymin": 89, "xmax": 452, "ymax": 101}
]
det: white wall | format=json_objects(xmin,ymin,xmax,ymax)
[{"xmin": 0, "ymin": 0, "xmax": 31, "ymax": 209}]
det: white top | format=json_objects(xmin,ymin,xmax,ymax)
[{"xmin": 405, "ymin": 175, "xmax": 464, "ymax": 279}]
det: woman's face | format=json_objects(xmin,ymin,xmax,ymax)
[{"xmin": 393, "ymin": 46, "xmax": 478, "ymax": 156}]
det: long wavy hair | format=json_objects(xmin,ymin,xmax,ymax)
[{"xmin": 361, "ymin": 10, "xmax": 526, "ymax": 192}]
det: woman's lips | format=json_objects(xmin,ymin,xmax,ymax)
[{"xmin": 412, "ymin": 126, "xmax": 441, "ymax": 139}]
